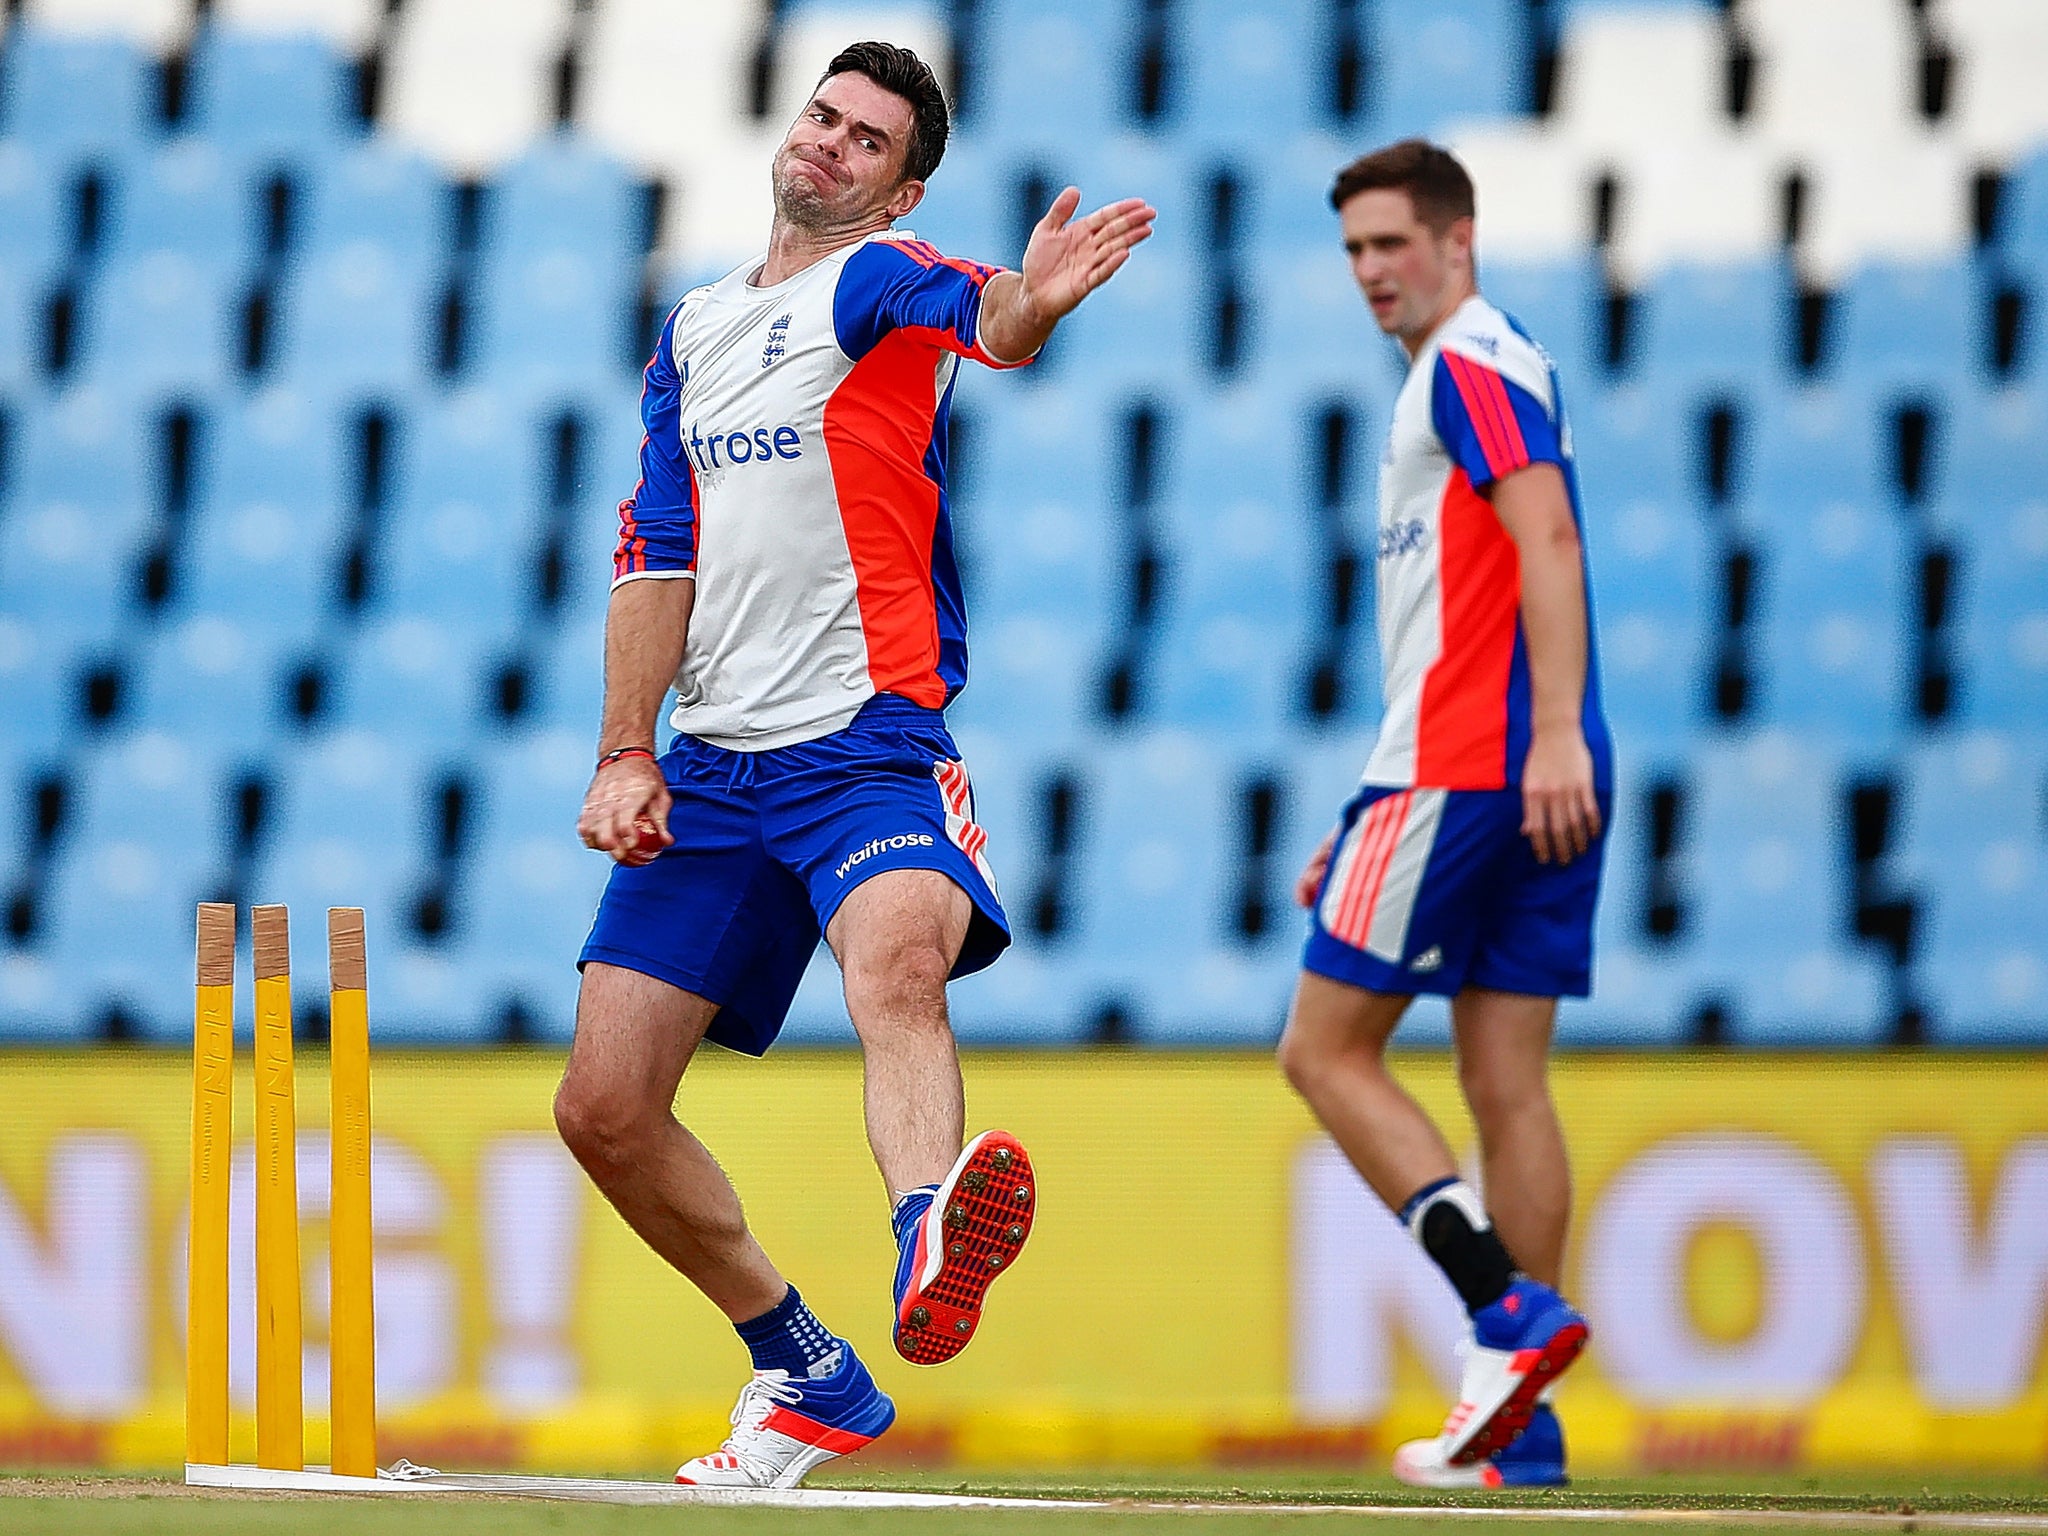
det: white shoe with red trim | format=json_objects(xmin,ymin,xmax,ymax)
[
  {"xmin": 1431, "ymin": 1280, "xmax": 1589, "ymax": 1466},
  {"xmin": 674, "ymin": 1347, "xmax": 895, "ymax": 1489}
]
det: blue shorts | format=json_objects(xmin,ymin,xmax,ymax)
[
  {"xmin": 579, "ymin": 695, "xmax": 1010, "ymax": 1056},
  {"xmin": 1302, "ymin": 785, "xmax": 1609, "ymax": 1000}
]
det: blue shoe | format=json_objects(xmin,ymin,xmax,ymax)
[
  {"xmin": 893, "ymin": 1130, "xmax": 1035, "ymax": 1365},
  {"xmin": 1394, "ymin": 1403, "xmax": 1569, "ymax": 1488},
  {"xmin": 674, "ymin": 1342, "xmax": 895, "ymax": 1488},
  {"xmin": 1405, "ymin": 1278, "xmax": 1589, "ymax": 1471}
]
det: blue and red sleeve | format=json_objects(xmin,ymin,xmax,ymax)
[
  {"xmin": 832, "ymin": 238, "xmax": 1031, "ymax": 369},
  {"xmin": 1430, "ymin": 349, "xmax": 1565, "ymax": 489},
  {"xmin": 612, "ymin": 303, "xmax": 697, "ymax": 584}
]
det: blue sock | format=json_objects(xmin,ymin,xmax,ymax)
[
  {"xmin": 891, "ymin": 1184, "xmax": 938, "ymax": 1249},
  {"xmin": 733, "ymin": 1286, "xmax": 841, "ymax": 1378}
]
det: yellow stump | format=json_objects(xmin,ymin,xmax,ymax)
[
  {"xmin": 252, "ymin": 904, "xmax": 302, "ymax": 1472},
  {"xmin": 327, "ymin": 908, "xmax": 376, "ymax": 1479},
  {"xmin": 186, "ymin": 903, "xmax": 235, "ymax": 1469}
]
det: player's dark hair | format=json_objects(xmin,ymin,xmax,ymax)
[
  {"xmin": 819, "ymin": 41, "xmax": 950, "ymax": 185},
  {"xmin": 1329, "ymin": 139, "xmax": 1476, "ymax": 233}
]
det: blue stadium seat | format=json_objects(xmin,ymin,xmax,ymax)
[
  {"xmin": 952, "ymin": 384, "xmax": 1121, "ymax": 616},
  {"xmin": 1585, "ymin": 498, "xmax": 1714, "ymax": 748},
  {"xmin": 946, "ymin": 613, "xmax": 1107, "ymax": 744},
  {"xmin": 1998, "ymin": 147, "xmax": 2048, "ymax": 261},
  {"xmin": 363, "ymin": 937, "xmax": 501, "ymax": 1043},
  {"xmin": 523, "ymin": 615, "xmax": 603, "ymax": 736},
  {"xmin": 246, "ymin": 729, "xmax": 437, "ymax": 931},
  {"xmin": 272, "ymin": 242, "xmax": 438, "ymax": 395},
  {"xmin": 1369, "ymin": 0, "xmax": 1524, "ymax": 138},
  {"xmin": 468, "ymin": 248, "xmax": 637, "ymax": 392},
  {"xmin": 328, "ymin": 617, "xmax": 502, "ymax": 739},
  {"xmin": 175, "ymin": 497, "xmax": 345, "ymax": 640},
  {"xmin": 186, "ymin": 30, "xmax": 357, "ymax": 161},
  {"xmin": 104, "ymin": 139, "xmax": 261, "ymax": 263},
  {"xmin": 1750, "ymin": 499, "xmax": 1910, "ymax": 734},
  {"xmin": 1174, "ymin": 0, "xmax": 1329, "ymax": 148},
  {"xmin": 0, "ymin": 498, "xmax": 142, "ymax": 643},
  {"xmin": 487, "ymin": 136, "xmax": 644, "ymax": 267},
  {"xmin": 1730, "ymin": 383, "xmax": 1889, "ymax": 526},
  {"xmin": 1048, "ymin": 250, "xmax": 1203, "ymax": 389},
  {"xmin": 1827, "ymin": 260, "xmax": 1981, "ymax": 388},
  {"xmin": 1249, "ymin": 243, "xmax": 1386, "ymax": 388},
  {"xmin": 886, "ymin": 726, "xmax": 1106, "ymax": 1042},
  {"xmin": 971, "ymin": 0, "xmax": 1137, "ymax": 148},
  {"xmin": 1569, "ymin": 380, "xmax": 1694, "ymax": 514},
  {"xmin": 1149, "ymin": 394, "xmax": 1318, "ymax": 735},
  {"xmin": 1242, "ymin": 132, "xmax": 1349, "ymax": 257},
  {"xmin": 1912, "ymin": 833, "xmax": 2048, "ymax": 1046},
  {"xmin": 1888, "ymin": 729, "xmax": 2045, "ymax": 886},
  {"xmin": 1072, "ymin": 135, "xmax": 1203, "ymax": 263},
  {"xmin": 128, "ymin": 616, "xmax": 300, "ymax": 756},
  {"xmin": 904, "ymin": 137, "xmax": 1008, "ymax": 262},
  {"xmin": 78, "ymin": 252, "xmax": 245, "ymax": 394},
  {"xmin": 401, "ymin": 384, "xmax": 555, "ymax": 519},
  {"xmin": 1485, "ymin": 256, "xmax": 1605, "ymax": 387},
  {"xmin": 208, "ymin": 385, "xmax": 351, "ymax": 510},
  {"xmin": 1930, "ymin": 383, "xmax": 2042, "ymax": 534},
  {"xmin": 959, "ymin": 495, "xmax": 1116, "ymax": 628},
  {"xmin": 38, "ymin": 732, "xmax": 232, "ymax": 1038},
  {"xmin": 1271, "ymin": 727, "xmax": 1376, "ymax": 890},
  {"xmin": 0, "ymin": 613, "xmax": 87, "ymax": 745},
  {"xmin": 1900, "ymin": 737, "xmax": 2048, "ymax": 1048},
  {"xmin": 12, "ymin": 385, "xmax": 152, "ymax": 517},
  {"xmin": 372, "ymin": 496, "xmax": 544, "ymax": 635},
  {"xmin": 0, "ymin": 139, "xmax": 70, "ymax": 280},
  {"xmin": 1560, "ymin": 777, "xmax": 1700, "ymax": 1045},
  {"xmin": 1954, "ymin": 500, "xmax": 2048, "ymax": 727},
  {"xmin": 948, "ymin": 934, "xmax": 1103, "ymax": 1043},
  {"xmin": 1564, "ymin": 942, "xmax": 1702, "ymax": 1046},
  {"xmin": 1066, "ymin": 730, "xmax": 1245, "ymax": 1034},
  {"xmin": 298, "ymin": 142, "xmax": 450, "ymax": 262},
  {"xmin": 1632, "ymin": 260, "xmax": 1795, "ymax": 393},
  {"xmin": 1, "ymin": 30, "xmax": 152, "ymax": 159},
  {"xmin": 1677, "ymin": 732, "xmax": 1892, "ymax": 1042},
  {"xmin": 458, "ymin": 728, "xmax": 612, "ymax": 1040},
  {"xmin": 0, "ymin": 264, "xmax": 41, "ymax": 393},
  {"xmin": 0, "ymin": 950, "xmax": 84, "ymax": 1042}
]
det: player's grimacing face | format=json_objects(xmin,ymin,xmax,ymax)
[
  {"xmin": 772, "ymin": 72, "xmax": 923, "ymax": 230},
  {"xmin": 1339, "ymin": 189, "xmax": 1468, "ymax": 343}
]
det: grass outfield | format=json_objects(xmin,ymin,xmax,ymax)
[{"xmin": 1, "ymin": 1469, "xmax": 2045, "ymax": 1534}]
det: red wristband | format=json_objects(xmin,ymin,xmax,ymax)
[{"xmin": 597, "ymin": 746, "xmax": 658, "ymax": 770}]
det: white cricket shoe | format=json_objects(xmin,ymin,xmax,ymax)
[{"xmin": 674, "ymin": 1346, "xmax": 895, "ymax": 1489}]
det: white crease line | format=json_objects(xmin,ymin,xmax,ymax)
[{"xmin": 183, "ymin": 1467, "xmax": 2048, "ymax": 1529}]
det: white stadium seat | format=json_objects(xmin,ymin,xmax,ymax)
[
  {"xmin": 1796, "ymin": 134, "xmax": 1972, "ymax": 283},
  {"xmin": 1610, "ymin": 134, "xmax": 1783, "ymax": 283},
  {"xmin": 1738, "ymin": 0, "xmax": 1920, "ymax": 156},
  {"xmin": 211, "ymin": 0, "xmax": 385, "ymax": 52},
  {"xmin": 1931, "ymin": 0, "xmax": 2048, "ymax": 161},
  {"xmin": 619, "ymin": 3, "xmax": 952, "ymax": 284},
  {"xmin": 1444, "ymin": 124, "xmax": 1600, "ymax": 261},
  {"xmin": 768, "ymin": 7, "xmax": 951, "ymax": 129},
  {"xmin": 657, "ymin": 124, "xmax": 785, "ymax": 282},
  {"xmin": 1551, "ymin": 6, "xmax": 1729, "ymax": 163},
  {"xmin": 580, "ymin": 0, "xmax": 765, "ymax": 171},
  {"xmin": 581, "ymin": 0, "xmax": 769, "ymax": 273},
  {"xmin": 20, "ymin": 0, "xmax": 191, "ymax": 49},
  {"xmin": 381, "ymin": 0, "xmax": 573, "ymax": 176}
]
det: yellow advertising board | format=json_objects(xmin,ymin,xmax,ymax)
[{"xmin": 0, "ymin": 1049, "xmax": 2042, "ymax": 1475}]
